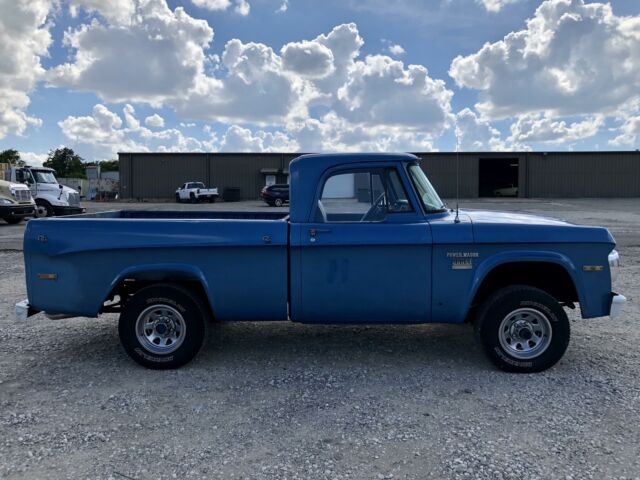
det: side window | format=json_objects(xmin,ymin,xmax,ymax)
[{"xmin": 317, "ymin": 170, "xmax": 387, "ymax": 223}]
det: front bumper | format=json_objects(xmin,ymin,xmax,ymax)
[
  {"xmin": 0, "ymin": 204, "xmax": 35, "ymax": 219},
  {"xmin": 52, "ymin": 205, "xmax": 85, "ymax": 216},
  {"xmin": 610, "ymin": 293, "xmax": 627, "ymax": 319}
]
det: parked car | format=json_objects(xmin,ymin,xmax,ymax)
[
  {"xmin": 175, "ymin": 182, "xmax": 219, "ymax": 203},
  {"xmin": 17, "ymin": 153, "xmax": 625, "ymax": 373},
  {"xmin": 494, "ymin": 184, "xmax": 518, "ymax": 197},
  {"xmin": 261, "ymin": 184, "xmax": 289, "ymax": 207}
]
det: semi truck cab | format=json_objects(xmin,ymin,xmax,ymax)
[{"xmin": 12, "ymin": 166, "xmax": 83, "ymax": 217}]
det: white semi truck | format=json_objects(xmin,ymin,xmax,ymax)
[{"xmin": 2, "ymin": 165, "xmax": 84, "ymax": 217}]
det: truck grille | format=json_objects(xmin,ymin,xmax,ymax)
[
  {"xmin": 67, "ymin": 192, "xmax": 80, "ymax": 205},
  {"xmin": 14, "ymin": 189, "xmax": 32, "ymax": 203}
]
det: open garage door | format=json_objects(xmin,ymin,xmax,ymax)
[{"xmin": 479, "ymin": 158, "xmax": 519, "ymax": 197}]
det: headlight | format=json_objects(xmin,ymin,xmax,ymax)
[
  {"xmin": 608, "ymin": 249, "xmax": 619, "ymax": 284},
  {"xmin": 0, "ymin": 198, "xmax": 14, "ymax": 205}
]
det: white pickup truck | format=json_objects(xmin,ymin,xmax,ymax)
[{"xmin": 175, "ymin": 182, "xmax": 219, "ymax": 203}]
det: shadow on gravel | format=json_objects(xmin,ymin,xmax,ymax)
[{"xmin": 18, "ymin": 320, "xmax": 489, "ymax": 376}]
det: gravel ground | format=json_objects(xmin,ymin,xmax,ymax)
[{"xmin": 0, "ymin": 199, "xmax": 639, "ymax": 480}]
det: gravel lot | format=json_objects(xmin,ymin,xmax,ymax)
[{"xmin": 0, "ymin": 198, "xmax": 638, "ymax": 480}]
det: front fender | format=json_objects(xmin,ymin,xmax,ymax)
[{"xmin": 468, "ymin": 250, "xmax": 586, "ymax": 313}]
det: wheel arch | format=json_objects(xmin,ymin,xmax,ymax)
[
  {"xmin": 469, "ymin": 252, "xmax": 585, "ymax": 316},
  {"xmin": 103, "ymin": 263, "xmax": 217, "ymax": 321}
]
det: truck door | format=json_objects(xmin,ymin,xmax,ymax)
[{"xmin": 290, "ymin": 166, "xmax": 433, "ymax": 323}]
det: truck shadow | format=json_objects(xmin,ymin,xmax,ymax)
[{"xmin": 198, "ymin": 321, "xmax": 486, "ymax": 370}]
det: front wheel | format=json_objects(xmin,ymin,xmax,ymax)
[
  {"xmin": 3, "ymin": 217, "xmax": 23, "ymax": 224},
  {"xmin": 118, "ymin": 284, "xmax": 208, "ymax": 369},
  {"xmin": 34, "ymin": 200, "xmax": 53, "ymax": 218},
  {"xmin": 474, "ymin": 285, "xmax": 570, "ymax": 373}
]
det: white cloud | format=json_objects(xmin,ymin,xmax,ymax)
[
  {"xmin": 19, "ymin": 151, "xmax": 47, "ymax": 167},
  {"xmin": 48, "ymin": 0, "xmax": 214, "ymax": 104},
  {"xmin": 219, "ymin": 125, "xmax": 298, "ymax": 152},
  {"xmin": 145, "ymin": 113, "xmax": 165, "ymax": 128},
  {"xmin": 174, "ymin": 38, "xmax": 308, "ymax": 124},
  {"xmin": 388, "ymin": 44, "xmax": 405, "ymax": 56},
  {"xmin": 288, "ymin": 113, "xmax": 436, "ymax": 152},
  {"xmin": 508, "ymin": 113, "xmax": 603, "ymax": 144},
  {"xmin": 276, "ymin": 0, "xmax": 288, "ymax": 13},
  {"xmin": 610, "ymin": 116, "xmax": 640, "ymax": 146},
  {"xmin": 0, "ymin": 0, "xmax": 52, "ymax": 138},
  {"xmin": 58, "ymin": 103, "xmax": 214, "ymax": 159},
  {"xmin": 234, "ymin": 0, "xmax": 250, "ymax": 16},
  {"xmin": 450, "ymin": 0, "xmax": 640, "ymax": 119},
  {"xmin": 281, "ymin": 41, "xmax": 335, "ymax": 78},
  {"xmin": 190, "ymin": 0, "xmax": 232, "ymax": 11},
  {"xmin": 335, "ymin": 55, "xmax": 453, "ymax": 131},
  {"xmin": 476, "ymin": 0, "xmax": 519, "ymax": 13},
  {"xmin": 48, "ymin": 17, "xmax": 453, "ymax": 152},
  {"xmin": 69, "ymin": 0, "xmax": 136, "ymax": 26},
  {"xmin": 454, "ymin": 108, "xmax": 533, "ymax": 151}
]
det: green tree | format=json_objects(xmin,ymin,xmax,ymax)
[
  {"xmin": 44, "ymin": 147, "xmax": 86, "ymax": 178},
  {"xmin": 85, "ymin": 159, "xmax": 119, "ymax": 172},
  {"xmin": 98, "ymin": 160, "xmax": 119, "ymax": 172},
  {"xmin": 0, "ymin": 149, "xmax": 25, "ymax": 166}
]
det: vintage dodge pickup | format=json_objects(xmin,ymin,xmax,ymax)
[{"xmin": 17, "ymin": 153, "xmax": 626, "ymax": 372}]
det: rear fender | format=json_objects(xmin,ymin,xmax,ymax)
[{"xmin": 104, "ymin": 263, "xmax": 215, "ymax": 314}]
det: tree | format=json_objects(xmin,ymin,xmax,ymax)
[
  {"xmin": 0, "ymin": 149, "xmax": 25, "ymax": 166},
  {"xmin": 44, "ymin": 147, "xmax": 86, "ymax": 178},
  {"xmin": 85, "ymin": 159, "xmax": 119, "ymax": 172}
]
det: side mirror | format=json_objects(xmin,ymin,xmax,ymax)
[{"xmin": 59, "ymin": 184, "xmax": 63, "ymax": 189}]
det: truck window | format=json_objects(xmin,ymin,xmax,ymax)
[{"xmin": 317, "ymin": 169, "xmax": 396, "ymax": 223}]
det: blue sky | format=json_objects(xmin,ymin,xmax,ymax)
[{"xmin": 0, "ymin": 0, "xmax": 639, "ymax": 163}]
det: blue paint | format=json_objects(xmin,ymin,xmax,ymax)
[{"xmin": 23, "ymin": 153, "xmax": 617, "ymax": 324}]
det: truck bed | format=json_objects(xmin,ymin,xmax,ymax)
[
  {"xmin": 80, "ymin": 209, "xmax": 289, "ymax": 220},
  {"xmin": 24, "ymin": 210, "xmax": 289, "ymax": 321}
]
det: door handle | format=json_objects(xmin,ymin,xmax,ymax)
[{"xmin": 309, "ymin": 228, "xmax": 331, "ymax": 242}]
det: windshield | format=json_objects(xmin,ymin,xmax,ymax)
[
  {"xmin": 32, "ymin": 170, "xmax": 58, "ymax": 184},
  {"xmin": 407, "ymin": 164, "xmax": 445, "ymax": 212}
]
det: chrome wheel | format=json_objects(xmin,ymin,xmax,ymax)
[
  {"xmin": 135, "ymin": 305, "xmax": 186, "ymax": 355},
  {"xmin": 498, "ymin": 307, "xmax": 552, "ymax": 360}
]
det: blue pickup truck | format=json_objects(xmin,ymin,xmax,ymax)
[{"xmin": 17, "ymin": 153, "xmax": 626, "ymax": 372}]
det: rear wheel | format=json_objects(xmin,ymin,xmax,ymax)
[
  {"xmin": 274, "ymin": 198, "xmax": 283, "ymax": 207},
  {"xmin": 118, "ymin": 284, "xmax": 208, "ymax": 369},
  {"xmin": 3, "ymin": 217, "xmax": 23, "ymax": 224},
  {"xmin": 190, "ymin": 193, "xmax": 197, "ymax": 204},
  {"xmin": 474, "ymin": 285, "xmax": 570, "ymax": 373}
]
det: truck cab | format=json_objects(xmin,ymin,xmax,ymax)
[
  {"xmin": 12, "ymin": 166, "xmax": 83, "ymax": 217},
  {"xmin": 0, "ymin": 179, "xmax": 35, "ymax": 224}
]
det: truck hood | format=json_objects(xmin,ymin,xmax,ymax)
[{"xmin": 464, "ymin": 209, "xmax": 615, "ymax": 245}]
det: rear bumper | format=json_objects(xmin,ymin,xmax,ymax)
[
  {"xmin": 15, "ymin": 300, "xmax": 40, "ymax": 321},
  {"xmin": 0, "ymin": 204, "xmax": 34, "ymax": 219},
  {"xmin": 52, "ymin": 205, "xmax": 85, "ymax": 216},
  {"xmin": 610, "ymin": 293, "xmax": 627, "ymax": 319}
]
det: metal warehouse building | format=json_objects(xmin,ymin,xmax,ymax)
[{"xmin": 118, "ymin": 151, "xmax": 640, "ymax": 200}]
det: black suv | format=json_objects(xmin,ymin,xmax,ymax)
[{"xmin": 260, "ymin": 184, "xmax": 289, "ymax": 207}]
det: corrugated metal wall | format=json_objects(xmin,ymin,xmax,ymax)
[
  {"xmin": 119, "ymin": 151, "xmax": 640, "ymax": 200},
  {"xmin": 526, "ymin": 152, "xmax": 640, "ymax": 197},
  {"xmin": 418, "ymin": 153, "xmax": 479, "ymax": 198}
]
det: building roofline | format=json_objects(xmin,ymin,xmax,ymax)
[{"xmin": 118, "ymin": 150, "xmax": 640, "ymax": 157}]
